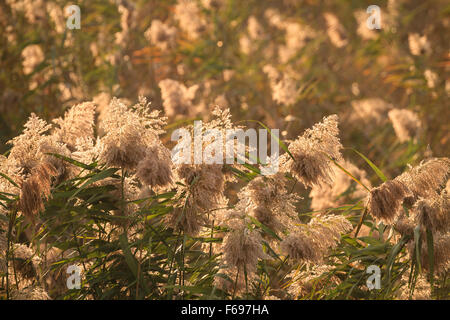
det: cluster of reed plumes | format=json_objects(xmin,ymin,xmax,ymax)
[
  {"xmin": 0, "ymin": 96, "xmax": 448, "ymax": 300},
  {"xmin": 367, "ymin": 158, "xmax": 450, "ymax": 273},
  {"xmin": 1, "ymin": 0, "xmax": 449, "ymax": 300}
]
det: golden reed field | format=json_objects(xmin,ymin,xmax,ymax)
[{"xmin": 0, "ymin": 0, "xmax": 449, "ymax": 300}]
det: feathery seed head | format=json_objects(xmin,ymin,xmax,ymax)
[
  {"xmin": 282, "ymin": 115, "xmax": 342, "ymax": 187},
  {"xmin": 366, "ymin": 179, "xmax": 410, "ymax": 224}
]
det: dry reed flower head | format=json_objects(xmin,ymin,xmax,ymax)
[
  {"xmin": 222, "ymin": 221, "xmax": 267, "ymax": 275},
  {"xmin": 0, "ymin": 257, "xmax": 6, "ymax": 275},
  {"xmin": 71, "ymin": 137, "xmax": 103, "ymax": 166},
  {"xmin": 5, "ymin": 112, "xmax": 70, "ymax": 182},
  {"xmin": 39, "ymin": 138, "xmax": 72, "ymax": 181},
  {"xmin": 19, "ymin": 162, "xmax": 57, "ymax": 220},
  {"xmin": 281, "ymin": 115, "xmax": 343, "ymax": 187},
  {"xmin": 11, "ymin": 286, "xmax": 51, "ymax": 300},
  {"xmin": 21, "ymin": 44, "xmax": 44, "ymax": 75},
  {"xmin": 214, "ymin": 94, "xmax": 228, "ymax": 109},
  {"xmin": 308, "ymin": 214, "xmax": 353, "ymax": 247},
  {"xmin": 287, "ymin": 264, "xmax": 337, "ymax": 298},
  {"xmin": 413, "ymin": 194, "xmax": 449, "ymax": 234},
  {"xmin": 408, "ymin": 33, "xmax": 431, "ymax": 56},
  {"xmin": 145, "ymin": 19, "xmax": 177, "ymax": 51},
  {"xmin": 263, "ymin": 295, "xmax": 281, "ymax": 300},
  {"xmin": 281, "ymin": 215, "xmax": 352, "ymax": 263},
  {"xmin": 284, "ymin": 21, "xmax": 316, "ymax": 49},
  {"xmin": 366, "ymin": 179, "xmax": 411, "ymax": 224},
  {"xmin": 0, "ymin": 156, "xmax": 21, "ymax": 199},
  {"xmin": 170, "ymin": 106, "xmax": 245, "ymax": 235},
  {"xmin": 397, "ymin": 158, "xmax": 450, "ymax": 200},
  {"xmin": 158, "ymin": 79, "xmax": 199, "ymax": 118},
  {"xmin": 174, "ymin": 0, "xmax": 207, "ymax": 40},
  {"xmin": 6, "ymin": 0, "xmax": 46, "ymax": 24},
  {"xmin": 424, "ymin": 69, "xmax": 439, "ymax": 89},
  {"xmin": 410, "ymin": 232, "xmax": 450, "ymax": 275},
  {"xmin": 170, "ymin": 106, "xmax": 238, "ymax": 231},
  {"xmin": 4, "ymin": 24, "xmax": 17, "ymax": 45},
  {"xmin": 278, "ymin": 21, "xmax": 316, "ymax": 63},
  {"xmin": 251, "ymin": 206, "xmax": 282, "ymax": 232},
  {"xmin": 264, "ymin": 8, "xmax": 284, "ymax": 29},
  {"xmin": 201, "ymin": 0, "xmax": 223, "ymax": 10},
  {"xmin": 239, "ymin": 34, "xmax": 253, "ymax": 55},
  {"xmin": 263, "ymin": 65, "xmax": 281, "ymax": 83},
  {"xmin": 244, "ymin": 173, "xmax": 300, "ymax": 233},
  {"xmin": 369, "ymin": 158, "xmax": 449, "ymax": 225},
  {"xmin": 52, "ymin": 102, "xmax": 96, "ymax": 151},
  {"xmin": 271, "ymin": 74, "xmax": 298, "ymax": 106},
  {"xmin": 100, "ymin": 124, "xmax": 147, "ymax": 170},
  {"xmin": 166, "ymin": 201, "xmax": 204, "ymax": 236},
  {"xmin": 247, "ymin": 17, "xmax": 266, "ymax": 42},
  {"xmin": 46, "ymin": 2, "xmax": 65, "ymax": 33},
  {"xmin": 263, "ymin": 65, "xmax": 299, "ymax": 106},
  {"xmin": 136, "ymin": 145, "xmax": 173, "ymax": 188},
  {"xmin": 247, "ymin": 16, "xmax": 264, "ymax": 40},
  {"xmin": 388, "ymin": 109, "xmax": 422, "ymax": 143},
  {"xmin": 246, "ymin": 173, "xmax": 287, "ymax": 206},
  {"xmin": 56, "ymin": 71, "xmax": 83, "ymax": 100},
  {"xmin": 222, "ymin": 70, "xmax": 235, "ymax": 82},
  {"xmin": 99, "ymin": 97, "xmax": 167, "ymax": 170},
  {"xmin": 394, "ymin": 215, "xmax": 415, "ymax": 237},
  {"xmin": 323, "ymin": 13, "xmax": 348, "ymax": 48},
  {"xmin": 350, "ymin": 98, "xmax": 392, "ymax": 126},
  {"xmin": 430, "ymin": 233, "xmax": 450, "ymax": 274},
  {"xmin": 7, "ymin": 113, "xmax": 51, "ymax": 174},
  {"xmin": 12, "ymin": 243, "xmax": 42, "ymax": 278},
  {"xmin": 93, "ymin": 92, "xmax": 112, "ymax": 135},
  {"xmin": 387, "ymin": 0, "xmax": 401, "ymax": 21},
  {"xmin": 0, "ymin": 214, "xmax": 8, "ymax": 274},
  {"xmin": 173, "ymin": 105, "xmax": 240, "ymax": 199},
  {"xmin": 114, "ymin": 2, "xmax": 136, "ymax": 45},
  {"xmin": 280, "ymin": 232, "xmax": 321, "ymax": 262},
  {"xmin": 177, "ymin": 164, "xmax": 226, "ymax": 212}
]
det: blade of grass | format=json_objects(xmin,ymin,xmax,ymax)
[
  {"xmin": 238, "ymin": 120, "xmax": 294, "ymax": 160},
  {"xmin": 0, "ymin": 172, "xmax": 19, "ymax": 188},
  {"xmin": 329, "ymin": 158, "xmax": 371, "ymax": 192},
  {"xmin": 350, "ymin": 149, "xmax": 387, "ymax": 182},
  {"xmin": 426, "ymin": 229, "xmax": 434, "ymax": 287}
]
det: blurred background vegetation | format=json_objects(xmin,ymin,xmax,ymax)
[{"xmin": 1, "ymin": 0, "xmax": 449, "ymax": 164}]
